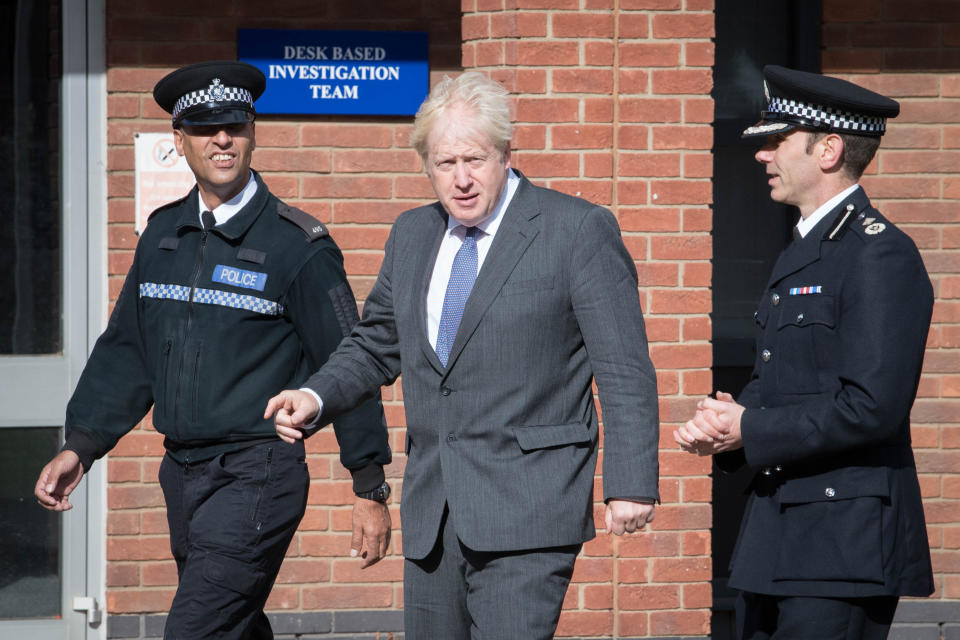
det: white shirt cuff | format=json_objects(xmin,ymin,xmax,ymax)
[{"xmin": 298, "ymin": 387, "xmax": 324, "ymax": 426}]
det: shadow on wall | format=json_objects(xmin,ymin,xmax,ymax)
[
  {"xmin": 822, "ymin": 0, "xmax": 960, "ymax": 73},
  {"xmin": 106, "ymin": 0, "xmax": 462, "ymax": 73}
]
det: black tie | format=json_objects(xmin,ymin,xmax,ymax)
[{"xmin": 201, "ymin": 211, "xmax": 216, "ymax": 231}]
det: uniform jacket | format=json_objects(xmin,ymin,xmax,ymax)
[
  {"xmin": 303, "ymin": 172, "xmax": 660, "ymax": 559},
  {"xmin": 719, "ymin": 186, "xmax": 934, "ymax": 598},
  {"xmin": 64, "ymin": 172, "xmax": 390, "ymax": 479}
]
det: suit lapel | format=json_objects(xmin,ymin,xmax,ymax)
[
  {"xmin": 442, "ymin": 174, "xmax": 541, "ymax": 376},
  {"xmin": 413, "ymin": 204, "xmax": 449, "ymax": 373}
]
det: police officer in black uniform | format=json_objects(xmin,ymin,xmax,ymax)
[
  {"xmin": 34, "ymin": 61, "xmax": 392, "ymax": 639},
  {"xmin": 675, "ymin": 66, "xmax": 934, "ymax": 639}
]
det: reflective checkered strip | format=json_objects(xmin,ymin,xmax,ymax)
[
  {"xmin": 139, "ymin": 282, "xmax": 283, "ymax": 316},
  {"xmin": 769, "ymin": 96, "xmax": 886, "ymax": 134},
  {"xmin": 140, "ymin": 282, "xmax": 190, "ymax": 301},
  {"xmin": 173, "ymin": 81, "xmax": 254, "ymax": 120}
]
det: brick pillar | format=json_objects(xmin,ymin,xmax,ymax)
[{"xmin": 462, "ymin": 1, "xmax": 714, "ymax": 636}]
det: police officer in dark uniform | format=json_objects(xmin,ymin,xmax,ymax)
[
  {"xmin": 675, "ymin": 66, "xmax": 934, "ymax": 639},
  {"xmin": 34, "ymin": 61, "xmax": 392, "ymax": 639}
]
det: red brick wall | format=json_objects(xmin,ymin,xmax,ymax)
[
  {"xmin": 822, "ymin": 0, "xmax": 960, "ymax": 606},
  {"xmin": 103, "ymin": 1, "xmax": 712, "ymax": 637}
]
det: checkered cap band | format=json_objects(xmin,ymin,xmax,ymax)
[
  {"xmin": 139, "ymin": 282, "xmax": 284, "ymax": 316},
  {"xmin": 768, "ymin": 96, "xmax": 886, "ymax": 134},
  {"xmin": 172, "ymin": 84, "xmax": 254, "ymax": 121}
]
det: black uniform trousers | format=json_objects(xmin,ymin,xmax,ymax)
[
  {"xmin": 159, "ymin": 439, "xmax": 309, "ymax": 640},
  {"xmin": 737, "ymin": 591, "xmax": 899, "ymax": 640}
]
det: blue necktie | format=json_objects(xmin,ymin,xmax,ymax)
[{"xmin": 436, "ymin": 226, "xmax": 479, "ymax": 366}]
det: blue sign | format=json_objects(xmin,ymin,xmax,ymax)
[{"xmin": 238, "ymin": 29, "xmax": 429, "ymax": 116}]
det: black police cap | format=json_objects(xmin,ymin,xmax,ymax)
[
  {"xmin": 742, "ymin": 65, "xmax": 900, "ymax": 139},
  {"xmin": 153, "ymin": 61, "xmax": 266, "ymax": 127}
]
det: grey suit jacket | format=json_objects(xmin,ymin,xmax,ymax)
[{"xmin": 305, "ymin": 173, "xmax": 659, "ymax": 560}]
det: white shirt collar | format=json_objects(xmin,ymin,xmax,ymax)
[
  {"xmin": 197, "ymin": 171, "xmax": 258, "ymax": 226},
  {"xmin": 796, "ymin": 183, "xmax": 860, "ymax": 239},
  {"xmin": 446, "ymin": 168, "xmax": 520, "ymax": 239}
]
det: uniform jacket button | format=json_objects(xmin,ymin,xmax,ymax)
[
  {"xmin": 761, "ymin": 349, "xmax": 772, "ymax": 362},
  {"xmin": 797, "ymin": 313, "xmax": 804, "ymax": 323},
  {"xmin": 771, "ymin": 292, "xmax": 781, "ymax": 306},
  {"xmin": 825, "ymin": 487, "xmax": 836, "ymax": 498},
  {"xmin": 441, "ymin": 386, "xmax": 451, "ymax": 396}
]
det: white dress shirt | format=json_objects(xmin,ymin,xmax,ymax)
[
  {"xmin": 426, "ymin": 168, "xmax": 520, "ymax": 348},
  {"xmin": 796, "ymin": 183, "xmax": 860, "ymax": 239},
  {"xmin": 196, "ymin": 171, "xmax": 258, "ymax": 224}
]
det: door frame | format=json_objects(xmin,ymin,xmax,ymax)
[
  {"xmin": 74, "ymin": 0, "xmax": 108, "ymax": 637},
  {"xmin": 0, "ymin": 1, "xmax": 108, "ymax": 638}
]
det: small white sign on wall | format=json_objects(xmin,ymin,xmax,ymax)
[{"xmin": 134, "ymin": 132, "xmax": 195, "ymax": 234}]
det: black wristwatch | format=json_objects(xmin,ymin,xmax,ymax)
[{"xmin": 356, "ymin": 481, "xmax": 391, "ymax": 503}]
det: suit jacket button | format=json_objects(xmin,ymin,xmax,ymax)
[
  {"xmin": 761, "ymin": 349, "xmax": 772, "ymax": 362},
  {"xmin": 441, "ymin": 386, "xmax": 451, "ymax": 396},
  {"xmin": 771, "ymin": 292, "xmax": 781, "ymax": 306},
  {"xmin": 447, "ymin": 433, "xmax": 456, "ymax": 441},
  {"xmin": 825, "ymin": 487, "xmax": 836, "ymax": 498}
]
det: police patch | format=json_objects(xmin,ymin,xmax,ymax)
[{"xmin": 212, "ymin": 264, "xmax": 267, "ymax": 291}]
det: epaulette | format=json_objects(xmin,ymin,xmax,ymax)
[
  {"xmin": 147, "ymin": 192, "xmax": 191, "ymax": 223},
  {"xmin": 824, "ymin": 202, "xmax": 858, "ymax": 241},
  {"xmin": 278, "ymin": 204, "xmax": 329, "ymax": 241},
  {"xmin": 852, "ymin": 210, "xmax": 888, "ymax": 237}
]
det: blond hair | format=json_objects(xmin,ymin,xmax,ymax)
[{"xmin": 410, "ymin": 72, "xmax": 512, "ymax": 161}]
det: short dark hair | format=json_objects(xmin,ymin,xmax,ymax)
[{"xmin": 804, "ymin": 131, "xmax": 881, "ymax": 180}]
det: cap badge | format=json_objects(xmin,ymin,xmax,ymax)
[
  {"xmin": 209, "ymin": 78, "xmax": 226, "ymax": 102},
  {"xmin": 763, "ymin": 79, "xmax": 771, "ymax": 103}
]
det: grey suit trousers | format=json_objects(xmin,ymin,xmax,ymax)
[{"xmin": 404, "ymin": 506, "xmax": 580, "ymax": 640}]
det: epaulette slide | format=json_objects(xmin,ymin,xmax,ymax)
[
  {"xmin": 278, "ymin": 204, "xmax": 329, "ymax": 241},
  {"xmin": 147, "ymin": 192, "xmax": 191, "ymax": 223}
]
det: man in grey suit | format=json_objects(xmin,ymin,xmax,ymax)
[{"xmin": 265, "ymin": 72, "xmax": 660, "ymax": 639}]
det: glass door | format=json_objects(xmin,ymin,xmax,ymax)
[{"xmin": 0, "ymin": 1, "xmax": 105, "ymax": 638}]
